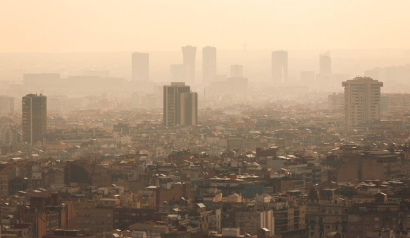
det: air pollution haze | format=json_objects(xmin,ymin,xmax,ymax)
[{"xmin": 1, "ymin": 1, "xmax": 410, "ymax": 238}]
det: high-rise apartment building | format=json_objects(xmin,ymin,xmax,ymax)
[
  {"xmin": 180, "ymin": 92, "xmax": 198, "ymax": 126},
  {"xmin": 202, "ymin": 46, "xmax": 217, "ymax": 83},
  {"xmin": 182, "ymin": 46, "xmax": 197, "ymax": 83},
  {"xmin": 163, "ymin": 82, "xmax": 197, "ymax": 126},
  {"xmin": 22, "ymin": 94, "xmax": 47, "ymax": 145},
  {"xmin": 320, "ymin": 52, "xmax": 331, "ymax": 76},
  {"xmin": 342, "ymin": 77, "xmax": 383, "ymax": 128},
  {"xmin": 132, "ymin": 52, "xmax": 149, "ymax": 81},
  {"xmin": 272, "ymin": 51, "xmax": 288, "ymax": 83},
  {"xmin": 230, "ymin": 65, "xmax": 243, "ymax": 78}
]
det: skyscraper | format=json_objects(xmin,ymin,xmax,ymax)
[
  {"xmin": 342, "ymin": 77, "xmax": 383, "ymax": 128},
  {"xmin": 182, "ymin": 46, "xmax": 197, "ymax": 83},
  {"xmin": 163, "ymin": 82, "xmax": 197, "ymax": 126},
  {"xmin": 202, "ymin": 46, "xmax": 217, "ymax": 83},
  {"xmin": 230, "ymin": 65, "xmax": 243, "ymax": 78},
  {"xmin": 132, "ymin": 52, "xmax": 149, "ymax": 81},
  {"xmin": 22, "ymin": 94, "xmax": 47, "ymax": 145},
  {"xmin": 180, "ymin": 92, "xmax": 198, "ymax": 126},
  {"xmin": 320, "ymin": 52, "xmax": 331, "ymax": 76},
  {"xmin": 271, "ymin": 51, "xmax": 288, "ymax": 83}
]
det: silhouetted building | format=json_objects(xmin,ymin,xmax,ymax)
[
  {"xmin": 182, "ymin": 45, "xmax": 196, "ymax": 83},
  {"xmin": 164, "ymin": 82, "xmax": 198, "ymax": 126},
  {"xmin": 272, "ymin": 51, "xmax": 288, "ymax": 83},
  {"xmin": 132, "ymin": 52, "xmax": 149, "ymax": 81},
  {"xmin": 22, "ymin": 93, "xmax": 47, "ymax": 145},
  {"xmin": 230, "ymin": 65, "xmax": 243, "ymax": 78},
  {"xmin": 203, "ymin": 46, "xmax": 217, "ymax": 83},
  {"xmin": 320, "ymin": 52, "xmax": 331, "ymax": 76},
  {"xmin": 342, "ymin": 77, "xmax": 383, "ymax": 128}
]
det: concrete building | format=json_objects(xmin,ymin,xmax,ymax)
[
  {"xmin": 234, "ymin": 208, "xmax": 275, "ymax": 237},
  {"xmin": 307, "ymin": 187, "xmax": 350, "ymax": 238},
  {"xmin": 180, "ymin": 92, "xmax": 198, "ymax": 126},
  {"xmin": 74, "ymin": 200, "xmax": 115, "ymax": 235},
  {"xmin": 342, "ymin": 77, "xmax": 383, "ymax": 128},
  {"xmin": 202, "ymin": 46, "xmax": 217, "ymax": 83},
  {"xmin": 22, "ymin": 93, "xmax": 47, "ymax": 145},
  {"xmin": 381, "ymin": 93, "xmax": 410, "ymax": 112},
  {"xmin": 328, "ymin": 93, "xmax": 344, "ymax": 113},
  {"xmin": 163, "ymin": 82, "xmax": 197, "ymax": 126},
  {"xmin": 230, "ymin": 65, "xmax": 243, "ymax": 78},
  {"xmin": 182, "ymin": 45, "xmax": 196, "ymax": 83},
  {"xmin": 132, "ymin": 52, "xmax": 149, "ymax": 81},
  {"xmin": 272, "ymin": 51, "xmax": 288, "ymax": 83}
]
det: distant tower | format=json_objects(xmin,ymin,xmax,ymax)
[
  {"xmin": 182, "ymin": 46, "xmax": 197, "ymax": 83},
  {"xmin": 22, "ymin": 94, "xmax": 47, "ymax": 145},
  {"xmin": 271, "ymin": 51, "xmax": 288, "ymax": 83},
  {"xmin": 342, "ymin": 77, "xmax": 383, "ymax": 128},
  {"xmin": 320, "ymin": 52, "xmax": 331, "ymax": 75},
  {"xmin": 202, "ymin": 46, "xmax": 217, "ymax": 83},
  {"xmin": 132, "ymin": 52, "xmax": 149, "ymax": 81},
  {"xmin": 230, "ymin": 65, "xmax": 243, "ymax": 78},
  {"xmin": 163, "ymin": 82, "xmax": 198, "ymax": 126}
]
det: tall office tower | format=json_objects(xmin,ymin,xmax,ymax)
[
  {"xmin": 22, "ymin": 94, "xmax": 47, "ymax": 145},
  {"xmin": 202, "ymin": 46, "xmax": 217, "ymax": 83},
  {"xmin": 163, "ymin": 82, "xmax": 190, "ymax": 126},
  {"xmin": 170, "ymin": 64, "xmax": 190, "ymax": 82},
  {"xmin": 132, "ymin": 52, "xmax": 149, "ymax": 81},
  {"xmin": 182, "ymin": 45, "xmax": 197, "ymax": 83},
  {"xmin": 342, "ymin": 77, "xmax": 383, "ymax": 128},
  {"xmin": 320, "ymin": 52, "xmax": 332, "ymax": 75},
  {"xmin": 180, "ymin": 92, "xmax": 198, "ymax": 126},
  {"xmin": 271, "ymin": 51, "xmax": 288, "ymax": 83},
  {"xmin": 0, "ymin": 96, "xmax": 14, "ymax": 115},
  {"xmin": 230, "ymin": 65, "xmax": 243, "ymax": 78}
]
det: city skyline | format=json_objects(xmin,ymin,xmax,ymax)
[{"xmin": 2, "ymin": 2, "xmax": 410, "ymax": 238}]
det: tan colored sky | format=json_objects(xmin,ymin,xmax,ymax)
[{"xmin": 0, "ymin": 0, "xmax": 409, "ymax": 52}]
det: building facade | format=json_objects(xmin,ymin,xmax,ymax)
[
  {"xmin": 163, "ymin": 82, "xmax": 198, "ymax": 126},
  {"xmin": 342, "ymin": 77, "xmax": 383, "ymax": 128},
  {"xmin": 22, "ymin": 93, "xmax": 47, "ymax": 145}
]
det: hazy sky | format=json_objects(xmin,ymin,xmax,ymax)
[{"xmin": 1, "ymin": 0, "xmax": 409, "ymax": 52}]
